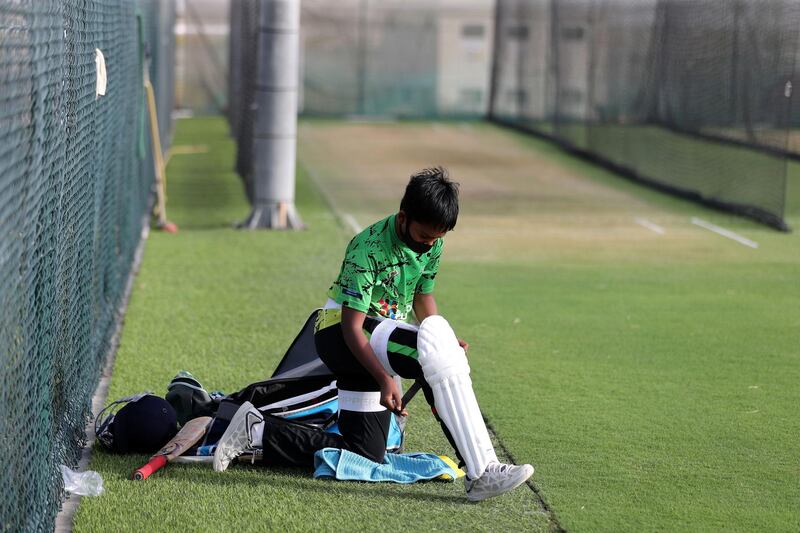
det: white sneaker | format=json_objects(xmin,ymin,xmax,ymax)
[
  {"xmin": 213, "ymin": 401, "xmax": 264, "ymax": 472},
  {"xmin": 464, "ymin": 461, "xmax": 534, "ymax": 502}
]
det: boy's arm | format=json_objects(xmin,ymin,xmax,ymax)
[
  {"xmin": 413, "ymin": 292, "xmax": 438, "ymax": 322},
  {"xmin": 413, "ymin": 292, "xmax": 469, "ymax": 352},
  {"xmin": 341, "ymin": 305, "xmax": 407, "ymax": 415}
]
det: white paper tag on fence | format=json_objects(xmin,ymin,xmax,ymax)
[{"xmin": 95, "ymin": 48, "xmax": 107, "ymax": 98}]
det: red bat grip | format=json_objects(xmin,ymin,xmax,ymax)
[{"xmin": 132, "ymin": 455, "xmax": 168, "ymax": 481}]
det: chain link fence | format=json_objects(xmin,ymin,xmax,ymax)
[{"xmin": 0, "ymin": 1, "xmax": 174, "ymax": 530}]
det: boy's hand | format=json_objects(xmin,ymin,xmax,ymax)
[
  {"xmin": 380, "ymin": 376, "xmax": 408, "ymax": 416},
  {"xmin": 341, "ymin": 306, "xmax": 407, "ymax": 416},
  {"xmin": 458, "ymin": 338, "xmax": 469, "ymax": 353}
]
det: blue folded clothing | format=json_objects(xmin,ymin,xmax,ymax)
[{"xmin": 313, "ymin": 448, "xmax": 457, "ymax": 484}]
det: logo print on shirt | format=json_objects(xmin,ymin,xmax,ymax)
[
  {"xmin": 342, "ymin": 287, "xmax": 363, "ymax": 299},
  {"xmin": 378, "ymin": 299, "xmax": 398, "ymax": 319}
]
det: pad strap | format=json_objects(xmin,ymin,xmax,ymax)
[
  {"xmin": 369, "ymin": 319, "xmax": 397, "ymax": 376},
  {"xmin": 369, "ymin": 318, "xmax": 420, "ymax": 376},
  {"xmin": 338, "ymin": 389, "xmax": 386, "ymax": 413}
]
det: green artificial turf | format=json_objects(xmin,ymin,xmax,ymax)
[
  {"xmin": 74, "ymin": 117, "xmax": 799, "ymax": 532},
  {"xmin": 72, "ymin": 117, "xmax": 550, "ymax": 532},
  {"xmin": 296, "ymin": 120, "xmax": 800, "ymax": 532},
  {"xmin": 786, "ymin": 161, "xmax": 800, "ymax": 218}
]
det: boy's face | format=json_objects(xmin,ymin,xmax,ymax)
[{"xmin": 397, "ymin": 211, "xmax": 448, "ymax": 248}]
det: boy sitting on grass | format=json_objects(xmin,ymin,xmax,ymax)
[{"xmin": 214, "ymin": 167, "xmax": 534, "ymax": 501}]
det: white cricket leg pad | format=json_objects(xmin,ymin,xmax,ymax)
[
  {"xmin": 417, "ymin": 315, "xmax": 498, "ymax": 479},
  {"xmin": 368, "ymin": 318, "xmax": 419, "ymax": 377}
]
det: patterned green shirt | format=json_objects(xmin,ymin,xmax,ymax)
[{"xmin": 327, "ymin": 214, "xmax": 442, "ymax": 321}]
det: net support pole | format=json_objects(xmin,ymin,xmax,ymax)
[{"xmin": 243, "ymin": 0, "xmax": 303, "ymax": 229}]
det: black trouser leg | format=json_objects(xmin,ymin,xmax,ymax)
[
  {"xmin": 315, "ymin": 323, "xmax": 391, "ymax": 463},
  {"xmin": 260, "ymin": 414, "xmax": 344, "ymax": 468},
  {"xmin": 337, "ymin": 409, "xmax": 392, "ymax": 463}
]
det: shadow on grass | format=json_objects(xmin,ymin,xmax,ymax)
[
  {"xmin": 151, "ymin": 218, "xmax": 242, "ymax": 231},
  {"xmin": 131, "ymin": 461, "xmax": 470, "ymax": 505},
  {"xmin": 301, "ymin": 478, "xmax": 468, "ymax": 505}
]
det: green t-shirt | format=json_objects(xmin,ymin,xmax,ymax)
[{"xmin": 327, "ymin": 214, "xmax": 442, "ymax": 321}]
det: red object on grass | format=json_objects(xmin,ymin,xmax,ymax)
[
  {"xmin": 132, "ymin": 455, "xmax": 168, "ymax": 481},
  {"xmin": 158, "ymin": 221, "xmax": 178, "ymax": 233}
]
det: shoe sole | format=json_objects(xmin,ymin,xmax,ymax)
[
  {"xmin": 466, "ymin": 465, "xmax": 534, "ymax": 502},
  {"xmin": 213, "ymin": 401, "xmax": 255, "ymax": 472}
]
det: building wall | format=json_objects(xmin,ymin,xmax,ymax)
[
  {"xmin": 300, "ymin": 0, "xmax": 494, "ymax": 117},
  {"xmin": 436, "ymin": 1, "xmax": 494, "ymax": 115}
]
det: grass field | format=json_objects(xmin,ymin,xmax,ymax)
[
  {"xmin": 786, "ymin": 161, "xmax": 800, "ymax": 215},
  {"xmin": 489, "ymin": 119, "xmax": 798, "ymax": 226},
  {"xmin": 72, "ymin": 117, "xmax": 549, "ymax": 532},
  {"xmin": 73, "ymin": 117, "xmax": 799, "ymax": 532}
]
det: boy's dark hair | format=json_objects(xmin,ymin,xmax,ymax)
[{"xmin": 400, "ymin": 167, "xmax": 460, "ymax": 231}]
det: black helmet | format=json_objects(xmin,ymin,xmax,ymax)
[{"xmin": 95, "ymin": 393, "xmax": 177, "ymax": 453}]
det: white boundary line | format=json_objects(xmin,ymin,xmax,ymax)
[
  {"xmin": 691, "ymin": 217, "xmax": 759, "ymax": 249},
  {"xmin": 342, "ymin": 213, "xmax": 362, "ymax": 234},
  {"xmin": 298, "ymin": 159, "xmax": 362, "ymax": 236},
  {"xmin": 634, "ymin": 217, "xmax": 665, "ymax": 235}
]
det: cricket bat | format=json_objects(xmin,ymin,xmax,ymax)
[{"xmin": 131, "ymin": 416, "xmax": 212, "ymax": 480}]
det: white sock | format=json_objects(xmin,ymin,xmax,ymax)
[{"xmin": 250, "ymin": 420, "xmax": 265, "ymax": 448}]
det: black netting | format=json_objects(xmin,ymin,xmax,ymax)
[
  {"xmin": 0, "ymin": 1, "xmax": 174, "ymax": 530},
  {"xmin": 227, "ymin": 0, "xmax": 259, "ymax": 198},
  {"xmin": 490, "ymin": 0, "xmax": 800, "ymax": 230},
  {"xmin": 290, "ymin": 0, "xmax": 491, "ymax": 118},
  {"xmin": 300, "ymin": 1, "xmax": 441, "ymax": 117}
]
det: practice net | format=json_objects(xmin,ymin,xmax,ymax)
[
  {"xmin": 301, "ymin": 0, "xmax": 493, "ymax": 118},
  {"xmin": 228, "ymin": 0, "xmax": 260, "ymax": 199},
  {"xmin": 230, "ymin": 0, "xmax": 493, "ymax": 126},
  {"xmin": 0, "ymin": 1, "xmax": 174, "ymax": 530},
  {"xmin": 490, "ymin": 0, "xmax": 800, "ymax": 230}
]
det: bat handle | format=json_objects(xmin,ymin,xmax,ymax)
[{"xmin": 132, "ymin": 455, "xmax": 168, "ymax": 481}]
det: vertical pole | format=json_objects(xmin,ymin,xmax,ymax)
[
  {"xmin": 585, "ymin": 0, "xmax": 597, "ymax": 150},
  {"xmin": 729, "ymin": 0, "xmax": 740, "ymax": 128},
  {"xmin": 144, "ymin": 65, "xmax": 177, "ymax": 233},
  {"xmin": 515, "ymin": 0, "xmax": 526, "ymax": 118},
  {"xmin": 486, "ymin": 0, "xmax": 503, "ymax": 120},
  {"xmin": 245, "ymin": 0, "xmax": 303, "ymax": 229},
  {"xmin": 549, "ymin": 0, "xmax": 560, "ymax": 135},
  {"xmin": 356, "ymin": 0, "xmax": 368, "ymax": 115}
]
